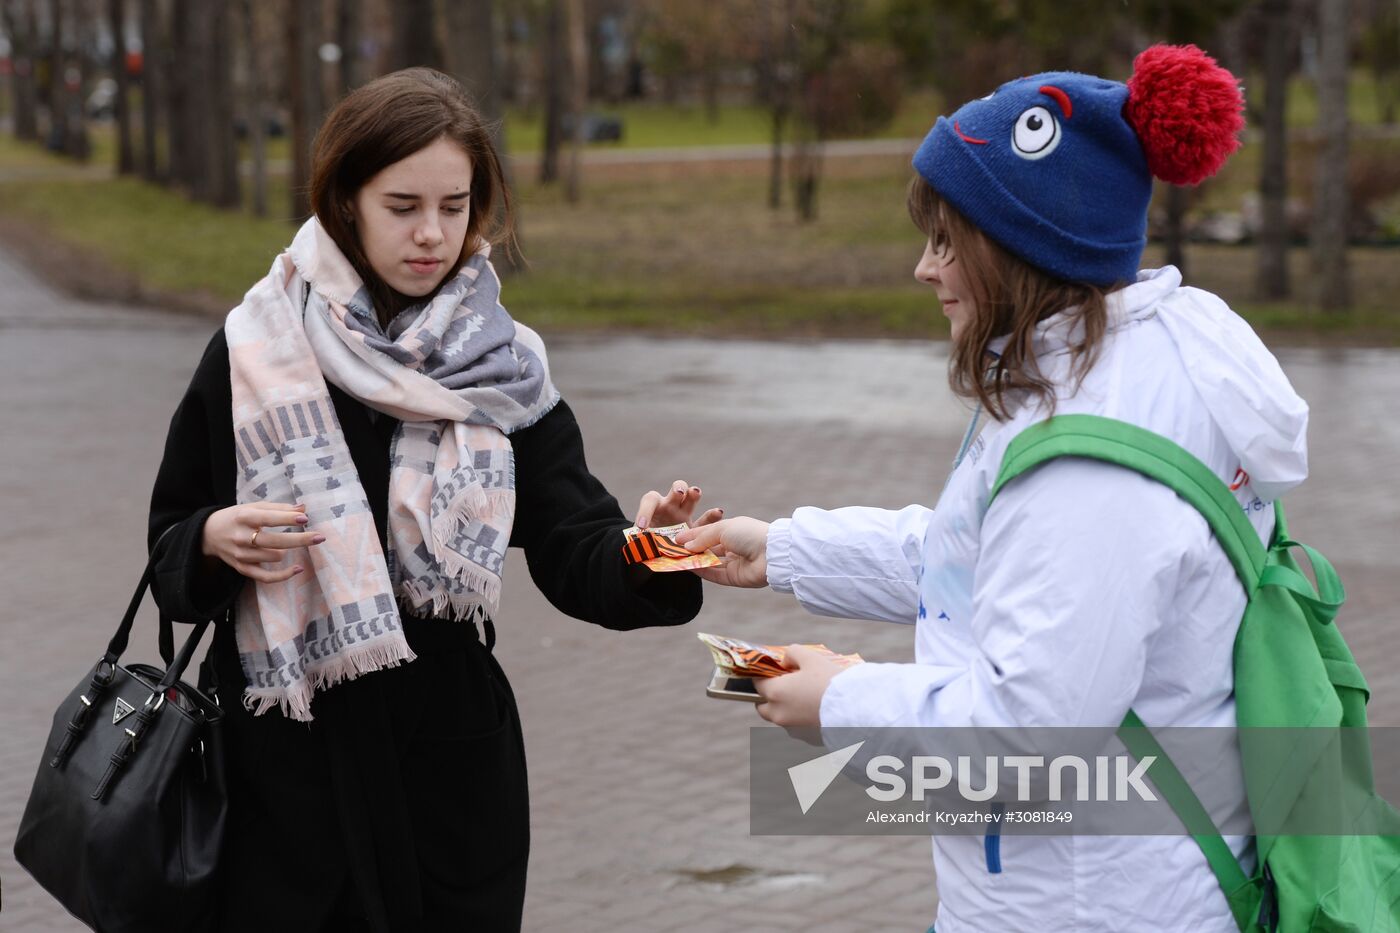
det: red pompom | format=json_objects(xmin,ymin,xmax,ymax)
[{"xmin": 1125, "ymin": 44, "xmax": 1244, "ymax": 186}]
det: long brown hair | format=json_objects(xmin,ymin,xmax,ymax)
[
  {"xmin": 310, "ymin": 67, "xmax": 515, "ymax": 327},
  {"xmin": 907, "ymin": 175, "xmax": 1112, "ymax": 421}
]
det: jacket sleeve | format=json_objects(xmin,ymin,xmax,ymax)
[
  {"xmin": 147, "ymin": 329, "xmax": 245, "ymax": 622},
  {"xmin": 820, "ymin": 459, "xmax": 1192, "ymax": 729},
  {"xmin": 766, "ymin": 505, "xmax": 932, "ymax": 624},
  {"xmin": 508, "ymin": 398, "xmax": 702, "ymax": 631}
]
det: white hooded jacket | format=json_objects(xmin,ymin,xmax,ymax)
[{"xmin": 765, "ymin": 268, "xmax": 1310, "ymax": 932}]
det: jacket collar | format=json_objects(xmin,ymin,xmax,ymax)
[{"xmin": 986, "ymin": 266, "xmax": 1181, "ymax": 358}]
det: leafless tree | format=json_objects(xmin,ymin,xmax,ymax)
[
  {"xmin": 563, "ymin": 0, "xmax": 586, "ymax": 203},
  {"xmin": 540, "ymin": 0, "xmax": 565, "ymax": 184},
  {"xmin": 206, "ymin": 0, "xmax": 238, "ymax": 207},
  {"xmin": 1255, "ymin": 0, "xmax": 1293, "ymax": 300},
  {"xmin": 165, "ymin": 0, "xmax": 193, "ymax": 188},
  {"xmin": 107, "ymin": 0, "xmax": 134, "ymax": 172},
  {"xmin": 239, "ymin": 0, "xmax": 267, "ymax": 216},
  {"xmin": 1310, "ymin": 0, "xmax": 1351, "ymax": 310},
  {"xmin": 336, "ymin": 0, "xmax": 368, "ymax": 93},
  {"xmin": 46, "ymin": 0, "xmax": 70, "ymax": 153},
  {"xmin": 66, "ymin": 0, "xmax": 91, "ymax": 159},
  {"xmin": 762, "ymin": 0, "xmax": 797, "ymax": 209},
  {"xmin": 390, "ymin": 0, "xmax": 439, "ymax": 71},
  {"xmin": 287, "ymin": 0, "xmax": 324, "ymax": 221},
  {"xmin": 2, "ymin": 0, "xmax": 40, "ymax": 140},
  {"xmin": 441, "ymin": 0, "xmax": 503, "ymax": 153},
  {"xmin": 442, "ymin": 0, "xmax": 519, "ymax": 267},
  {"xmin": 137, "ymin": 0, "xmax": 163, "ymax": 180},
  {"xmin": 790, "ymin": 0, "xmax": 849, "ymax": 222}
]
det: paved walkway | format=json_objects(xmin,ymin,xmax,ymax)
[{"xmin": 2, "ymin": 248, "xmax": 1398, "ymax": 932}]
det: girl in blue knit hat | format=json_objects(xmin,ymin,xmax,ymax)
[{"xmin": 678, "ymin": 46, "xmax": 1310, "ymax": 932}]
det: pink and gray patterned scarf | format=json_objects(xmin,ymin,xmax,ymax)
[{"xmin": 224, "ymin": 217, "xmax": 558, "ymax": 721}]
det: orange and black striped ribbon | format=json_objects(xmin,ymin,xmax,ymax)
[{"xmin": 623, "ymin": 531, "xmax": 694, "ymax": 565}]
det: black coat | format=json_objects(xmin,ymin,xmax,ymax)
[{"xmin": 148, "ymin": 329, "xmax": 701, "ymax": 932}]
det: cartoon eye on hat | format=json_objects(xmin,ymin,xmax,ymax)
[
  {"xmin": 1012, "ymin": 106, "xmax": 1059, "ymax": 159},
  {"xmin": 1012, "ymin": 85, "xmax": 1072, "ymax": 160}
]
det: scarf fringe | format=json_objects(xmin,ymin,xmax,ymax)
[
  {"xmin": 398, "ymin": 566, "xmax": 500, "ymax": 622},
  {"xmin": 240, "ymin": 637, "xmax": 419, "ymax": 722},
  {"xmin": 419, "ymin": 492, "xmax": 511, "ymax": 613}
]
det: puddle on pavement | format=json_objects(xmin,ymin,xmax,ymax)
[{"xmin": 671, "ymin": 864, "xmax": 826, "ymax": 891}]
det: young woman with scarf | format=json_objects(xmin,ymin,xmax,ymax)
[{"xmin": 147, "ymin": 68, "xmax": 711, "ymax": 932}]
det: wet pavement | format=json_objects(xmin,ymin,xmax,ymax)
[{"xmin": 2, "ymin": 246, "xmax": 1398, "ymax": 932}]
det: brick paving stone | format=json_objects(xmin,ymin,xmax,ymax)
[{"xmin": 3, "ymin": 247, "xmax": 1400, "ymax": 933}]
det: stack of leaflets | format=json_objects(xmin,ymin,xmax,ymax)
[{"xmin": 698, "ymin": 633, "xmax": 863, "ymax": 702}]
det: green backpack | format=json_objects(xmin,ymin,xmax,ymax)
[{"xmin": 991, "ymin": 414, "xmax": 1400, "ymax": 933}]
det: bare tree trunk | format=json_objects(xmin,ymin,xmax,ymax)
[
  {"xmin": 138, "ymin": 0, "xmax": 162, "ymax": 180},
  {"xmin": 166, "ymin": 0, "xmax": 191, "ymax": 188},
  {"xmin": 765, "ymin": 0, "xmax": 795, "ymax": 211},
  {"xmin": 1311, "ymin": 0, "xmax": 1351, "ymax": 311},
  {"xmin": 288, "ymin": 0, "xmax": 323, "ymax": 221},
  {"xmin": 66, "ymin": 0, "xmax": 90, "ymax": 159},
  {"xmin": 791, "ymin": 123, "xmax": 821, "ymax": 222},
  {"xmin": 207, "ymin": 0, "xmax": 238, "ymax": 207},
  {"xmin": 789, "ymin": 0, "xmax": 846, "ymax": 223},
  {"xmin": 442, "ymin": 0, "xmax": 503, "ymax": 151},
  {"xmin": 22, "ymin": 0, "xmax": 40, "ymax": 139},
  {"xmin": 180, "ymin": 0, "xmax": 213, "ymax": 198},
  {"xmin": 108, "ymin": 0, "xmax": 134, "ymax": 172},
  {"xmin": 239, "ymin": 0, "xmax": 266, "ymax": 216},
  {"xmin": 540, "ymin": 0, "xmax": 563, "ymax": 184},
  {"xmin": 563, "ymin": 0, "xmax": 586, "ymax": 203},
  {"xmin": 3, "ymin": 0, "xmax": 41, "ymax": 140},
  {"xmin": 390, "ymin": 0, "xmax": 438, "ymax": 72},
  {"xmin": 337, "ymin": 0, "xmax": 367, "ymax": 93},
  {"xmin": 768, "ymin": 105, "xmax": 786, "ymax": 210},
  {"xmin": 47, "ymin": 0, "xmax": 68, "ymax": 152},
  {"xmin": 1255, "ymin": 0, "xmax": 1292, "ymax": 300},
  {"xmin": 443, "ymin": 0, "xmax": 519, "ymax": 267}
]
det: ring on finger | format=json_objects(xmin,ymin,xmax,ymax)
[{"xmin": 250, "ymin": 529, "xmax": 261, "ymax": 548}]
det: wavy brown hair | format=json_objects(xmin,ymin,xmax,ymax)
[
  {"xmin": 310, "ymin": 67, "xmax": 515, "ymax": 327},
  {"xmin": 907, "ymin": 175, "xmax": 1113, "ymax": 422}
]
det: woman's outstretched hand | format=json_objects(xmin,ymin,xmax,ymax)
[
  {"xmin": 674, "ymin": 517, "xmax": 771, "ymax": 588},
  {"xmin": 634, "ymin": 480, "xmax": 723, "ymax": 530},
  {"xmin": 201, "ymin": 502, "xmax": 325, "ymax": 584}
]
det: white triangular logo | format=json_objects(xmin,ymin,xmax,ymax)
[
  {"xmin": 113, "ymin": 697, "xmax": 135, "ymax": 725},
  {"xmin": 788, "ymin": 741, "xmax": 865, "ymax": 815}
]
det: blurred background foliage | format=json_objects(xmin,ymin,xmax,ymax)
[{"xmin": 0, "ymin": 0, "xmax": 1394, "ymax": 340}]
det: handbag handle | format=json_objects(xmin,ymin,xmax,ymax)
[
  {"xmin": 50, "ymin": 524, "xmax": 213, "ymax": 774},
  {"xmin": 102, "ymin": 523, "xmax": 178, "ymax": 667}
]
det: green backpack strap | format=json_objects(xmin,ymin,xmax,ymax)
[
  {"xmin": 988, "ymin": 415, "xmax": 1282, "ymax": 930},
  {"xmin": 989, "ymin": 415, "xmax": 1344, "ymax": 624},
  {"xmin": 1119, "ymin": 710, "xmax": 1259, "ymax": 929},
  {"xmin": 990, "ymin": 415, "xmax": 1268, "ymax": 588},
  {"xmin": 1260, "ymin": 516, "xmax": 1346, "ymax": 626}
]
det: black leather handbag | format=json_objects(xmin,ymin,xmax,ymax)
[{"xmin": 13, "ymin": 542, "xmax": 227, "ymax": 933}]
